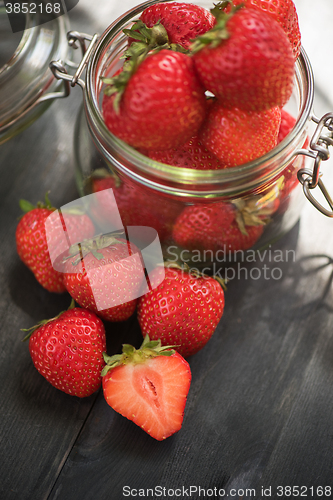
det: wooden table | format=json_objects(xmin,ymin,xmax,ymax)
[{"xmin": 1, "ymin": 1, "xmax": 333, "ymax": 499}]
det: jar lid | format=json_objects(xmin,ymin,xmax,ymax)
[{"xmin": 0, "ymin": 2, "xmax": 71, "ymax": 144}]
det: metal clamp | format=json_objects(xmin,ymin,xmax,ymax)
[
  {"xmin": 297, "ymin": 112, "xmax": 333, "ymax": 217},
  {"xmin": 49, "ymin": 31, "xmax": 99, "ymax": 92}
]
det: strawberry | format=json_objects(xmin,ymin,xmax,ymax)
[
  {"xmin": 137, "ymin": 266, "xmax": 225, "ymax": 357},
  {"xmin": 138, "ymin": 2, "xmax": 216, "ymax": 50},
  {"xmin": 172, "ymin": 195, "xmax": 280, "ymax": 254},
  {"xmin": 25, "ymin": 303, "xmax": 106, "ymax": 398},
  {"xmin": 90, "ymin": 170, "xmax": 182, "ymax": 241},
  {"xmin": 199, "ymin": 102, "xmax": 281, "ymax": 167},
  {"xmin": 172, "ymin": 202, "xmax": 236, "ymax": 253},
  {"xmin": 143, "ymin": 98, "xmax": 225, "ymax": 169},
  {"xmin": 62, "ymin": 234, "xmax": 145, "ymax": 322},
  {"xmin": 102, "ymin": 335, "xmax": 191, "ymax": 440},
  {"xmin": 192, "ymin": 5, "xmax": 295, "ymax": 112},
  {"xmin": 102, "ymin": 49, "xmax": 207, "ymax": 150},
  {"xmin": 16, "ymin": 196, "xmax": 95, "ymax": 293},
  {"xmin": 229, "ymin": 0, "xmax": 301, "ymax": 60},
  {"xmin": 145, "ymin": 134, "xmax": 226, "ymax": 170},
  {"xmin": 278, "ymin": 109, "xmax": 297, "ymax": 144}
]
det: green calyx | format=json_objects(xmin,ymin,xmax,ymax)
[
  {"xmin": 21, "ymin": 299, "xmax": 76, "ymax": 341},
  {"xmin": 232, "ymin": 198, "xmax": 266, "ymax": 236},
  {"xmin": 101, "ymin": 20, "xmax": 188, "ymax": 113},
  {"xmin": 101, "ymin": 335, "xmax": 176, "ymax": 376},
  {"xmin": 191, "ymin": 1, "xmax": 243, "ymax": 53},
  {"xmin": 19, "ymin": 192, "xmax": 54, "ymax": 214},
  {"xmin": 62, "ymin": 232, "xmax": 126, "ymax": 266},
  {"xmin": 232, "ymin": 180, "xmax": 283, "ymax": 235},
  {"xmin": 123, "ymin": 19, "xmax": 188, "ymax": 59},
  {"xmin": 19, "ymin": 192, "xmax": 93, "ymax": 218},
  {"xmin": 123, "ymin": 19, "xmax": 169, "ymax": 48}
]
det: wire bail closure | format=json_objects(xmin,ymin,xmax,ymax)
[
  {"xmin": 49, "ymin": 31, "xmax": 99, "ymax": 92},
  {"xmin": 297, "ymin": 112, "xmax": 333, "ymax": 217}
]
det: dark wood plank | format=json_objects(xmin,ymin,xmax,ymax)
[
  {"xmin": 47, "ymin": 216, "xmax": 333, "ymax": 499},
  {"xmin": 1, "ymin": 1, "xmax": 333, "ymax": 499},
  {"xmin": 0, "ymin": 4, "xmax": 110, "ymax": 498},
  {"xmin": 0, "ymin": 89, "xmax": 100, "ymax": 499}
]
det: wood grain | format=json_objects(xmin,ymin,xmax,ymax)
[{"xmin": 1, "ymin": 1, "xmax": 333, "ymax": 499}]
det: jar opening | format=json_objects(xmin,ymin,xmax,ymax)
[{"xmin": 84, "ymin": 0, "xmax": 314, "ymax": 200}]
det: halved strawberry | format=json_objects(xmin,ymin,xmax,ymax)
[{"xmin": 102, "ymin": 335, "xmax": 192, "ymax": 441}]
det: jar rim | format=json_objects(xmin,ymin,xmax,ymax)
[{"xmin": 84, "ymin": 0, "xmax": 314, "ymax": 198}]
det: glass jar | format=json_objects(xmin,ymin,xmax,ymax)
[
  {"xmin": 53, "ymin": 0, "xmax": 333, "ymax": 269},
  {"xmin": 0, "ymin": 1, "xmax": 71, "ymax": 144}
]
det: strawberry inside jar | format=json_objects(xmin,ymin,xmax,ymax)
[{"xmin": 58, "ymin": 0, "xmax": 318, "ymax": 270}]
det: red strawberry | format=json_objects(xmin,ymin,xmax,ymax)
[
  {"xmin": 199, "ymin": 102, "xmax": 281, "ymax": 167},
  {"xmin": 90, "ymin": 171, "xmax": 182, "ymax": 241},
  {"xmin": 16, "ymin": 196, "xmax": 95, "ymax": 293},
  {"xmin": 102, "ymin": 335, "xmax": 191, "ymax": 441},
  {"xmin": 26, "ymin": 304, "xmax": 106, "ymax": 397},
  {"xmin": 192, "ymin": 6, "xmax": 295, "ymax": 111},
  {"xmin": 137, "ymin": 266, "xmax": 225, "ymax": 357},
  {"xmin": 146, "ymin": 135, "xmax": 226, "ymax": 170},
  {"xmin": 229, "ymin": 0, "xmax": 301, "ymax": 60},
  {"xmin": 102, "ymin": 49, "xmax": 207, "ymax": 150},
  {"xmin": 63, "ymin": 235, "xmax": 145, "ymax": 322},
  {"xmin": 172, "ymin": 196, "xmax": 280, "ymax": 254},
  {"xmin": 173, "ymin": 202, "xmax": 235, "ymax": 253},
  {"xmin": 278, "ymin": 109, "xmax": 298, "ymax": 144},
  {"xmin": 138, "ymin": 2, "xmax": 216, "ymax": 49}
]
